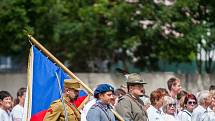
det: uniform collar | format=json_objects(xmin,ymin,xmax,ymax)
[
  {"xmin": 63, "ymin": 96, "xmax": 71, "ymax": 103},
  {"xmin": 96, "ymin": 100, "xmax": 112, "ymax": 110},
  {"xmin": 128, "ymin": 93, "xmax": 140, "ymax": 100}
]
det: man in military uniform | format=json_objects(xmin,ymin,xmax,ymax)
[
  {"xmin": 115, "ymin": 73, "xmax": 148, "ymax": 121},
  {"xmin": 43, "ymin": 79, "xmax": 81, "ymax": 121},
  {"xmin": 86, "ymin": 84, "xmax": 116, "ymax": 121}
]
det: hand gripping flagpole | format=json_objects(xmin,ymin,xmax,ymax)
[
  {"xmin": 55, "ymin": 72, "xmax": 68, "ymax": 121},
  {"xmin": 27, "ymin": 35, "xmax": 125, "ymax": 121}
]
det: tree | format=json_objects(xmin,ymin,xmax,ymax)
[{"xmin": 0, "ymin": 0, "xmax": 215, "ymax": 73}]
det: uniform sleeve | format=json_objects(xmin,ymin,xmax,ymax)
[
  {"xmin": 115, "ymin": 98, "xmax": 133, "ymax": 121},
  {"xmin": 86, "ymin": 107, "xmax": 101, "ymax": 121},
  {"xmin": 43, "ymin": 102, "xmax": 63, "ymax": 121}
]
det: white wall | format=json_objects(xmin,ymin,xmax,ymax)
[{"xmin": 0, "ymin": 72, "xmax": 214, "ymax": 98}]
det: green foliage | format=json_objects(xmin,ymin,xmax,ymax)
[{"xmin": 0, "ymin": 0, "xmax": 215, "ymax": 72}]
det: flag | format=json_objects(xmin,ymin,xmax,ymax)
[
  {"xmin": 74, "ymin": 90, "xmax": 88, "ymax": 108},
  {"xmin": 23, "ymin": 46, "xmax": 87, "ymax": 121}
]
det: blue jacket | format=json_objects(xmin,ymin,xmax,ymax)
[{"xmin": 86, "ymin": 100, "xmax": 116, "ymax": 121}]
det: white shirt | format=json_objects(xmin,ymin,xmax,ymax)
[
  {"xmin": 163, "ymin": 113, "xmax": 178, "ymax": 121},
  {"xmin": 147, "ymin": 105, "xmax": 164, "ymax": 121},
  {"xmin": 192, "ymin": 105, "xmax": 207, "ymax": 121},
  {"xmin": 201, "ymin": 107, "xmax": 215, "ymax": 121},
  {"xmin": 81, "ymin": 98, "xmax": 96, "ymax": 121},
  {"xmin": 11, "ymin": 104, "xmax": 24, "ymax": 121},
  {"xmin": 177, "ymin": 109, "xmax": 192, "ymax": 121},
  {"xmin": 0, "ymin": 108, "xmax": 12, "ymax": 121}
]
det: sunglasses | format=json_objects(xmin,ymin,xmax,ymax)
[
  {"xmin": 168, "ymin": 103, "xmax": 176, "ymax": 107},
  {"xmin": 187, "ymin": 101, "xmax": 197, "ymax": 105}
]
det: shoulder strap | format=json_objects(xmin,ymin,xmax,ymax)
[
  {"xmin": 127, "ymin": 94, "xmax": 144, "ymax": 110},
  {"xmin": 64, "ymin": 99, "xmax": 81, "ymax": 120}
]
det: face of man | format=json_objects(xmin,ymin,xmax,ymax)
[
  {"xmin": 99, "ymin": 91, "xmax": 114, "ymax": 105},
  {"xmin": 0, "ymin": 96, "xmax": 12, "ymax": 110},
  {"xmin": 172, "ymin": 80, "xmax": 182, "ymax": 94},
  {"xmin": 130, "ymin": 84, "xmax": 145, "ymax": 97},
  {"xmin": 65, "ymin": 88, "xmax": 79, "ymax": 102}
]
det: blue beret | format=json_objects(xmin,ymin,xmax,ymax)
[{"xmin": 94, "ymin": 84, "xmax": 114, "ymax": 97}]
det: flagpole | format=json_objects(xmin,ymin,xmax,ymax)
[
  {"xmin": 28, "ymin": 34, "xmax": 90, "ymax": 110},
  {"xmin": 27, "ymin": 35, "xmax": 125, "ymax": 121},
  {"xmin": 28, "ymin": 35, "xmax": 93, "ymax": 95},
  {"xmin": 55, "ymin": 72, "xmax": 68, "ymax": 121}
]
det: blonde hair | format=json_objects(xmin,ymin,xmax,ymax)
[{"xmin": 162, "ymin": 96, "xmax": 175, "ymax": 113}]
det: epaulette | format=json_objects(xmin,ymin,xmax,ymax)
[
  {"xmin": 51, "ymin": 99, "xmax": 61, "ymax": 104},
  {"xmin": 117, "ymin": 96, "xmax": 125, "ymax": 103},
  {"xmin": 55, "ymin": 99, "xmax": 61, "ymax": 103},
  {"xmin": 47, "ymin": 108, "xmax": 53, "ymax": 114},
  {"xmin": 90, "ymin": 103, "xmax": 99, "ymax": 110}
]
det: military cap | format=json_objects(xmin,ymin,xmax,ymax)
[
  {"xmin": 94, "ymin": 84, "xmax": 114, "ymax": 97},
  {"xmin": 64, "ymin": 79, "xmax": 80, "ymax": 89},
  {"xmin": 126, "ymin": 73, "xmax": 147, "ymax": 84}
]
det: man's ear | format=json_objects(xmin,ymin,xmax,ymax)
[
  {"xmin": 98, "ymin": 93, "xmax": 103, "ymax": 98},
  {"xmin": 128, "ymin": 85, "xmax": 133, "ymax": 91}
]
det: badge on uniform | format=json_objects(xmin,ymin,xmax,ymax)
[{"xmin": 47, "ymin": 108, "xmax": 53, "ymax": 114}]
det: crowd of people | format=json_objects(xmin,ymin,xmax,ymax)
[
  {"xmin": 0, "ymin": 88, "xmax": 26, "ymax": 121},
  {"xmin": 0, "ymin": 73, "xmax": 215, "ymax": 121},
  {"xmin": 84, "ymin": 73, "xmax": 215, "ymax": 121}
]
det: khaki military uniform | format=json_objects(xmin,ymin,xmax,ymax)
[
  {"xmin": 115, "ymin": 94, "xmax": 148, "ymax": 121},
  {"xmin": 43, "ymin": 98, "xmax": 80, "ymax": 121}
]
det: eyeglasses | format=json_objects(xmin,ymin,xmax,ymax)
[
  {"xmin": 168, "ymin": 103, "xmax": 176, "ymax": 107},
  {"xmin": 187, "ymin": 101, "xmax": 197, "ymax": 105}
]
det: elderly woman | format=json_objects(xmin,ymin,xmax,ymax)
[
  {"xmin": 177, "ymin": 93, "xmax": 197, "ymax": 121},
  {"xmin": 192, "ymin": 90, "xmax": 212, "ymax": 121},
  {"xmin": 147, "ymin": 89, "xmax": 165, "ymax": 121},
  {"xmin": 162, "ymin": 96, "xmax": 178, "ymax": 121},
  {"xmin": 201, "ymin": 90, "xmax": 215, "ymax": 120}
]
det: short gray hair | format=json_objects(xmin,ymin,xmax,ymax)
[{"xmin": 197, "ymin": 90, "xmax": 210, "ymax": 104}]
